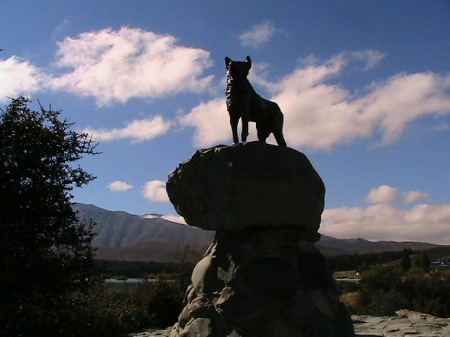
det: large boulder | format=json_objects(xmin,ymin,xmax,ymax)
[
  {"xmin": 166, "ymin": 142, "xmax": 325, "ymax": 233},
  {"xmin": 165, "ymin": 141, "xmax": 354, "ymax": 337}
]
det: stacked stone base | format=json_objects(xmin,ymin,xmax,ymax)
[{"xmin": 169, "ymin": 227, "xmax": 354, "ymax": 337}]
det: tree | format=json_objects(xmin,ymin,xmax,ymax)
[
  {"xmin": 401, "ymin": 248, "xmax": 412, "ymax": 271},
  {"xmin": 415, "ymin": 252, "xmax": 431, "ymax": 272},
  {"xmin": 0, "ymin": 97, "xmax": 98, "ymax": 336}
]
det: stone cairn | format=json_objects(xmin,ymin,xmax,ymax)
[{"xmin": 166, "ymin": 142, "xmax": 354, "ymax": 337}]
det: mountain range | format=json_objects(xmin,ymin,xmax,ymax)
[{"xmin": 74, "ymin": 203, "xmax": 440, "ymax": 262}]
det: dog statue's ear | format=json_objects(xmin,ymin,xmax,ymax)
[
  {"xmin": 246, "ymin": 56, "xmax": 252, "ymax": 69},
  {"xmin": 225, "ymin": 57, "xmax": 232, "ymax": 68}
]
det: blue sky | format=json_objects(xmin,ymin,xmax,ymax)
[{"xmin": 1, "ymin": 1, "xmax": 449, "ymax": 244}]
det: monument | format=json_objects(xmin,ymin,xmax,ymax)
[
  {"xmin": 166, "ymin": 142, "xmax": 354, "ymax": 337},
  {"xmin": 164, "ymin": 56, "xmax": 354, "ymax": 337}
]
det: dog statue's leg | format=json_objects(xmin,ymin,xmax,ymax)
[
  {"xmin": 241, "ymin": 115, "xmax": 249, "ymax": 143},
  {"xmin": 272, "ymin": 107, "xmax": 287, "ymax": 147},
  {"xmin": 272, "ymin": 120, "xmax": 287, "ymax": 147},
  {"xmin": 240, "ymin": 105, "xmax": 250, "ymax": 142},
  {"xmin": 230, "ymin": 114, "xmax": 240, "ymax": 144},
  {"xmin": 274, "ymin": 129, "xmax": 287, "ymax": 147},
  {"xmin": 256, "ymin": 121, "xmax": 270, "ymax": 143}
]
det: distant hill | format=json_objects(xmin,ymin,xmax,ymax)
[
  {"xmin": 317, "ymin": 235, "xmax": 438, "ymax": 256},
  {"xmin": 74, "ymin": 203, "xmax": 441, "ymax": 262},
  {"xmin": 74, "ymin": 203, "xmax": 214, "ymax": 248}
]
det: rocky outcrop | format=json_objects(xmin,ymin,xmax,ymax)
[
  {"xmin": 167, "ymin": 142, "xmax": 325, "ymax": 232},
  {"xmin": 166, "ymin": 142, "xmax": 353, "ymax": 337},
  {"xmin": 170, "ymin": 228, "xmax": 353, "ymax": 337}
]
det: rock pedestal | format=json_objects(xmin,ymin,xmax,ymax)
[{"xmin": 166, "ymin": 142, "xmax": 354, "ymax": 337}]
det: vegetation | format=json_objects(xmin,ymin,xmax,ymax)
[
  {"xmin": 69, "ymin": 278, "xmax": 186, "ymax": 336},
  {"xmin": 341, "ymin": 266, "xmax": 450, "ymax": 317},
  {"xmin": 0, "ymin": 97, "xmax": 98, "ymax": 336},
  {"xmin": 338, "ymin": 251, "xmax": 450, "ymax": 317},
  {"xmin": 65, "ymin": 260, "xmax": 195, "ymax": 336}
]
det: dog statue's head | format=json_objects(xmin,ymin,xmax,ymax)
[{"xmin": 225, "ymin": 56, "xmax": 252, "ymax": 80}]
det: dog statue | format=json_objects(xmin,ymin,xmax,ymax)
[{"xmin": 225, "ymin": 56, "xmax": 287, "ymax": 147}]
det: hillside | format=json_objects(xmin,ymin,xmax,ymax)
[
  {"xmin": 318, "ymin": 235, "xmax": 438, "ymax": 256},
  {"xmin": 74, "ymin": 203, "xmax": 215, "ymax": 248},
  {"xmin": 74, "ymin": 203, "xmax": 441, "ymax": 262}
]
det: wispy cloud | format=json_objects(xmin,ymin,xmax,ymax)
[
  {"xmin": 50, "ymin": 27, "xmax": 214, "ymax": 105},
  {"xmin": 143, "ymin": 180, "xmax": 170, "ymax": 203},
  {"xmin": 0, "ymin": 56, "xmax": 47, "ymax": 101},
  {"xmin": 52, "ymin": 19, "xmax": 70, "ymax": 40},
  {"xmin": 404, "ymin": 190, "xmax": 430, "ymax": 204},
  {"xmin": 183, "ymin": 50, "xmax": 450, "ymax": 150},
  {"xmin": 239, "ymin": 21, "xmax": 276, "ymax": 48},
  {"xmin": 108, "ymin": 180, "xmax": 134, "ymax": 192},
  {"xmin": 342, "ymin": 50, "xmax": 386, "ymax": 70},
  {"xmin": 84, "ymin": 116, "xmax": 171, "ymax": 143}
]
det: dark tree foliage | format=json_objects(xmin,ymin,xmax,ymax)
[
  {"xmin": 328, "ymin": 249, "xmax": 415, "ymax": 272},
  {"xmin": 401, "ymin": 248, "xmax": 413, "ymax": 271},
  {"xmin": 414, "ymin": 252, "xmax": 431, "ymax": 272},
  {"xmin": 343, "ymin": 266, "xmax": 450, "ymax": 317},
  {"xmin": 0, "ymin": 97, "xmax": 98, "ymax": 336}
]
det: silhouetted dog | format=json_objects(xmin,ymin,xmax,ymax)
[{"xmin": 225, "ymin": 56, "xmax": 287, "ymax": 146}]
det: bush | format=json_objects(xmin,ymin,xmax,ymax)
[
  {"xmin": 403, "ymin": 270, "xmax": 450, "ymax": 317},
  {"xmin": 339, "ymin": 265, "xmax": 450, "ymax": 317},
  {"xmin": 68, "ymin": 279, "xmax": 186, "ymax": 336}
]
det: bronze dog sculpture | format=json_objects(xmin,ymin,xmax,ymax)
[{"xmin": 225, "ymin": 56, "xmax": 287, "ymax": 147}]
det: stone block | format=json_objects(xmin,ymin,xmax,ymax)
[{"xmin": 167, "ymin": 142, "xmax": 325, "ymax": 232}]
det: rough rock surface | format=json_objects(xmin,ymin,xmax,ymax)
[
  {"xmin": 353, "ymin": 310, "xmax": 450, "ymax": 336},
  {"xmin": 166, "ymin": 142, "xmax": 325, "ymax": 232},
  {"xmin": 131, "ymin": 310, "xmax": 450, "ymax": 337},
  {"xmin": 167, "ymin": 228, "xmax": 354, "ymax": 337},
  {"xmin": 164, "ymin": 143, "xmax": 352, "ymax": 336}
]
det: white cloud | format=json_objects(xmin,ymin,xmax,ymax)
[
  {"xmin": 0, "ymin": 56, "xmax": 46, "ymax": 101},
  {"xmin": 179, "ymin": 97, "xmax": 230, "ymax": 147},
  {"xmin": 239, "ymin": 21, "xmax": 276, "ymax": 48},
  {"xmin": 162, "ymin": 215, "xmax": 187, "ymax": 225},
  {"xmin": 143, "ymin": 180, "xmax": 170, "ymax": 203},
  {"xmin": 51, "ymin": 27, "xmax": 214, "ymax": 105},
  {"xmin": 366, "ymin": 185, "xmax": 431, "ymax": 205},
  {"xmin": 142, "ymin": 212, "xmax": 186, "ymax": 224},
  {"xmin": 142, "ymin": 214, "xmax": 159, "ymax": 219},
  {"xmin": 269, "ymin": 53, "xmax": 450, "ymax": 150},
  {"xmin": 354, "ymin": 72, "xmax": 450, "ymax": 145},
  {"xmin": 343, "ymin": 50, "xmax": 386, "ymax": 70},
  {"xmin": 321, "ymin": 203, "xmax": 450, "ymax": 245},
  {"xmin": 108, "ymin": 180, "xmax": 133, "ymax": 192},
  {"xmin": 404, "ymin": 190, "xmax": 430, "ymax": 204},
  {"xmin": 84, "ymin": 116, "xmax": 171, "ymax": 143},
  {"xmin": 366, "ymin": 185, "xmax": 401, "ymax": 204}
]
